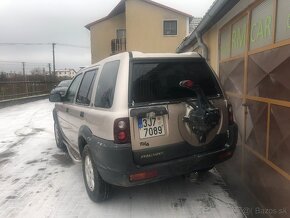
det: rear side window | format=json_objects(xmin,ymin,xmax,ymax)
[
  {"xmin": 130, "ymin": 59, "xmax": 222, "ymax": 104},
  {"xmin": 94, "ymin": 61, "xmax": 120, "ymax": 108},
  {"xmin": 76, "ymin": 70, "xmax": 97, "ymax": 105}
]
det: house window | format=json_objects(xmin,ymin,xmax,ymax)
[
  {"xmin": 116, "ymin": 29, "xmax": 126, "ymax": 39},
  {"xmin": 163, "ymin": 20, "xmax": 177, "ymax": 35}
]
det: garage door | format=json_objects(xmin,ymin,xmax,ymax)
[{"xmin": 219, "ymin": 0, "xmax": 290, "ymax": 210}]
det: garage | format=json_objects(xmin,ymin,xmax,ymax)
[{"xmin": 177, "ymin": 0, "xmax": 290, "ymax": 215}]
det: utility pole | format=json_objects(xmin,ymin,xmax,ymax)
[
  {"xmin": 22, "ymin": 62, "xmax": 25, "ymax": 77},
  {"xmin": 48, "ymin": 63, "xmax": 51, "ymax": 76},
  {"xmin": 22, "ymin": 62, "xmax": 29, "ymax": 96},
  {"xmin": 52, "ymin": 43, "xmax": 56, "ymax": 76}
]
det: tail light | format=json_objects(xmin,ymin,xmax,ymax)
[
  {"xmin": 228, "ymin": 104, "xmax": 234, "ymax": 125},
  {"xmin": 114, "ymin": 117, "xmax": 131, "ymax": 144}
]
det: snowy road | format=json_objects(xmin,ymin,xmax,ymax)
[{"xmin": 0, "ymin": 99, "xmax": 244, "ymax": 218}]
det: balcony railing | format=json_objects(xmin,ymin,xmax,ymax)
[{"xmin": 111, "ymin": 38, "xmax": 126, "ymax": 55}]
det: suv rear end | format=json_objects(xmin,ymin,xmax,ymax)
[
  {"xmin": 50, "ymin": 51, "xmax": 237, "ymax": 202},
  {"xmin": 90, "ymin": 52, "xmax": 237, "ymax": 188}
]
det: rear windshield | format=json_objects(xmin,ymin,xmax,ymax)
[{"xmin": 130, "ymin": 59, "xmax": 222, "ymax": 105}]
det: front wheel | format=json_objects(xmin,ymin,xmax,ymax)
[{"xmin": 82, "ymin": 145, "xmax": 111, "ymax": 202}]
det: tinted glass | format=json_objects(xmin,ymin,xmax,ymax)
[
  {"xmin": 76, "ymin": 70, "xmax": 96, "ymax": 105},
  {"xmin": 164, "ymin": 20, "xmax": 177, "ymax": 35},
  {"xmin": 58, "ymin": 80, "xmax": 71, "ymax": 87},
  {"xmin": 94, "ymin": 61, "xmax": 120, "ymax": 108},
  {"xmin": 65, "ymin": 74, "xmax": 82, "ymax": 103},
  {"xmin": 130, "ymin": 59, "xmax": 222, "ymax": 104}
]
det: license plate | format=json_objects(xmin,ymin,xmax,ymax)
[{"xmin": 138, "ymin": 116, "xmax": 165, "ymax": 139}]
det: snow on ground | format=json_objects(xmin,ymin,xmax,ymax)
[{"xmin": 0, "ymin": 99, "xmax": 244, "ymax": 218}]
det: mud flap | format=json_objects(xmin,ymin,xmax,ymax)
[{"xmin": 227, "ymin": 122, "xmax": 238, "ymax": 149}]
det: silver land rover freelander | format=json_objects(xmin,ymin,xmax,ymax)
[{"xmin": 49, "ymin": 51, "xmax": 238, "ymax": 202}]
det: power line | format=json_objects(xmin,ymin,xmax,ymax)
[
  {"xmin": 0, "ymin": 42, "xmax": 90, "ymax": 74},
  {"xmin": 0, "ymin": 43, "xmax": 51, "ymax": 46},
  {"xmin": 56, "ymin": 43, "xmax": 90, "ymax": 49},
  {"xmin": 0, "ymin": 42, "xmax": 89, "ymax": 75},
  {"xmin": 0, "ymin": 42, "xmax": 90, "ymax": 49},
  {"xmin": 0, "ymin": 60, "xmax": 50, "ymax": 65}
]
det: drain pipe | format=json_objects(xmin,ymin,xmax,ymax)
[
  {"xmin": 176, "ymin": 0, "xmax": 240, "ymax": 54},
  {"xmin": 195, "ymin": 32, "xmax": 209, "ymax": 61}
]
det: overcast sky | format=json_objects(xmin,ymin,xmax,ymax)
[{"xmin": 0, "ymin": 0, "xmax": 214, "ymax": 73}]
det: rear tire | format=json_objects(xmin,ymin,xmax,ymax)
[
  {"xmin": 54, "ymin": 122, "xmax": 67, "ymax": 152},
  {"xmin": 82, "ymin": 145, "xmax": 111, "ymax": 202}
]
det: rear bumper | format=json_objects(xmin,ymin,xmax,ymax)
[{"xmin": 88, "ymin": 123, "xmax": 238, "ymax": 187}]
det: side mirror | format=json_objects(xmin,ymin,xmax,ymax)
[
  {"xmin": 60, "ymin": 87, "xmax": 68, "ymax": 97},
  {"xmin": 49, "ymin": 93, "xmax": 62, "ymax": 102}
]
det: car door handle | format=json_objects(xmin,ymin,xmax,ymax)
[
  {"xmin": 66, "ymin": 108, "xmax": 69, "ymax": 113},
  {"xmin": 80, "ymin": 111, "xmax": 84, "ymax": 118}
]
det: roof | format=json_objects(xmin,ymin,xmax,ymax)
[
  {"xmin": 189, "ymin": 17, "xmax": 202, "ymax": 33},
  {"xmin": 83, "ymin": 51, "xmax": 201, "ymax": 71},
  {"xmin": 131, "ymin": 51, "xmax": 200, "ymax": 59},
  {"xmin": 176, "ymin": 0, "xmax": 240, "ymax": 52},
  {"xmin": 85, "ymin": 0, "xmax": 192, "ymax": 30}
]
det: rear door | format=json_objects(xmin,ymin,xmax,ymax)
[
  {"xmin": 129, "ymin": 58, "xmax": 227, "ymax": 165},
  {"xmin": 68, "ymin": 69, "xmax": 97, "ymax": 149}
]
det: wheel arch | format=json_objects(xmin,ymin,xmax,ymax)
[
  {"xmin": 52, "ymin": 108, "xmax": 58, "ymax": 123},
  {"xmin": 78, "ymin": 125, "xmax": 93, "ymax": 157}
]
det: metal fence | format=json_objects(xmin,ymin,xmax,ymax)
[
  {"xmin": 0, "ymin": 81, "xmax": 58, "ymax": 101},
  {"xmin": 0, "ymin": 61, "xmax": 61, "ymax": 101}
]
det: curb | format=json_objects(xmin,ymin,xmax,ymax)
[{"xmin": 0, "ymin": 94, "xmax": 49, "ymax": 109}]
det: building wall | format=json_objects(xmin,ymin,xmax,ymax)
[
  {"xmin": 90, "ymin": 13, "xmax": 126, "ymax": 63},
  {"xmin": 187, "ymin": 0, "xmax": 290, "ymax": 215},
  {"xmin": 125, "ymin": 0, "xmax": 188, "ymax": 53},
  {"xmin": 191, "ymin": 0, "xmax": 256, "ymax": 74}
]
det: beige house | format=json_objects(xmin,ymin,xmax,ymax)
[
  {"xmin": 85, "ymin": 0, "xmax": 192, "ymax": 63},
  {"xmin": 177, "ymin": 0, "xmax": 290, "ymax": 215}
]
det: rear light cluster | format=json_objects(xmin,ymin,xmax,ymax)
[
  {"xmin": 227, "ymin": 104, "xmax": 234, "ymax": 125},
  {"xmin": 114, "ymin": 117, "xmax": 131, "ymax": 144}
]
